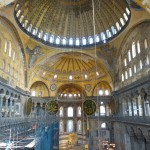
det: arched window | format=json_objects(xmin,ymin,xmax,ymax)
[
  {"xmin": 101, "ymin": 122, "xmax": 106, "ymax": 129},
  {"xmin": 4, "ymin": 40, "xmax": 7, "ymax": 53},
  {"xmin": 132, "ymin": 42, "xmax": 136, "ymax": 58},
  {"xmin": 125, "ymin": 71, "xmax": 128, "ymax": 79},
  {"xmin": 20, "ymin": 15, "xmax": 24, "ymax": 23},
  {"xmin": 27, "ymin": 24, "xmax": 32, "ymax": 32},
  {"xmin": 137, "ymin": 41, "xmax": 140, "ymax": 54},
  {"xmin": 38, "ymin": 30, "xmax": 43, "ymax": 39},
  {"xmin": 77, "ymin": 106, "xmax": 81, "ymax": 117},
  {"xmin": 68, "ymin": 107, "xmax": 73, "ymax": 117},
  {"xmin": 16, "ymin": 10, "xmax": 21, "ymax": 17},
  {"xmin": 13, "ymin": 52, "xmax": 15, "ymax": 61},
  {"xmin": 123, "ymin": 13, "xmax": 128, "ymax": 21},
  {"xmin": 59, "ymin": 107, "xmax": 63, "ymax": 117},
  {"xmin": 59, "ymin": 120, "xmax": 64, "ymax": 133},
  {"xmin": 69, "ymin": 38, "xmax": 73, "ymax": 45},
  {"xmin": 101, "ymin": 32, "xmax": 106, "ymax": 42},
  {"xmin": 31, "ymin": 91, "xmax": 36, "ymax": 96},
  {"xmin": 105, "ymin": 90, "xmax": 109, "ymax": 96},
  {"xmin": 89, "ymin": 37, "xmax": 93, "ymax": 44},
  {"xmin": 100, "ymin": 106, "xmax": 105, "ymax": 116},
  {"xmin": 140, "ymin": 60, "xmax": 143, "ymax": 69},
  {"xmin": 120, "ymin": 18, "xmax": 125, "ymax": 26},
  {"xmin": 128, "ymin": 50, "xmax": 131, "ymax": 62},
  {"xmin": 24, "ymin": 20, "xmax": 28, "ymax": 28},
  {"xmin": 116, "ymin": 22, "xmax": 121, "ymax": 31},
  {"xmin": 146, "ymin": 55, "xmax": 149, "ymax": 65},
  {"xmin": 62, "ymin": 38, "xmax": 67, "ymax": 45},
  {"xmin": 77, "ymin": 120, "xmax": 82, "ymax": 133},
  {"xmin": 67, "ymin": 120, "xmax": 74, "ymax": 133},
  {"xmin": 106, "ymin": 29, "xmax": 111, "ymax": 38},
  {"xmin": 134, "ymin": 65, "xmax": 137, "ymax": 73},
  {"xmin": 43, "ymin": 33, "xmax": 48, "ymax": 41},
  {"xmin": 111, "ymin": 26, "xmax": 117, "ymax": 35},
  {"xmin": 124, "ymin": 58, "xmax": 127, "ymax": 66},
  {"xmin": 56, "ymin": 37, "xmax": 60, "ymax": 45},
  {"xmin": 82, "ymin": 37, "xmax": 86, "ymax": 45},
  {"xmin": 95, "ymin": 35, "xmax": 100, "ymax": 42},
  {"xmin": 99, "ymin": 90, "xmax": 103, "ymax": 96},
  {"xmin": 76, "ymin": 38, "xmax": 80, "ymax": 46},
  {"xmin": 129, "ymin": 68, "xmax": 132, "ymax": 77},
  {"xmin": 9, "ymin": 41, "xmax": 12, "ymax": 57},
  {"xmin": 122, "ymin": 74, "xmax": 124, "ymax": 82},
  {"xmin": 126, "ymin": 7, "xmax": 130, "ymax": 15},
  {"xmin": 144, "ymin": 38, "xmax": 148, "ymax": 49},
  {"xmin": 50, "ymin": 35, "xmax": 54, "ymax": 43}
]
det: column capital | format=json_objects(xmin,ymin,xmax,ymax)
[
  {"xmin": 5, "ymin": 95, "xmax": 10, "ymax": 99},
  {"xmin": 0, "ymin": 94, "xmax": 5, "ymax": 98}
]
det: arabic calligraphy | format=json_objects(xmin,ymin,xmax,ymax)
[
  {"xmin": 46, "ymin": 100, "xmax": 58, "ymax": 114},
  {"xmin": 83, "ymin": 100, "xmax": 96, "ymax": 115}
]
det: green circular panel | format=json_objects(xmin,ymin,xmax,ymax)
[
  {"xmin": 83, "ymin": 100, "xmax": 96, "ymax": 115},
  {"xmin": 46, "ymin": 100, "xmax": 58, "ymax": 114}
]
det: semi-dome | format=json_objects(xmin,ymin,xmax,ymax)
[{"xmin": 14, "ymin": 0, "xmax": 131, "ymax": 48}]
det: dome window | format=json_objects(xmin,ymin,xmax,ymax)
[
  {"xmin": 111, "ymin": 26, "xmax": 117, "ymax": 35},
  {"xmin": 95, "ymin": 35, "xmax": 100, "ymax": 42},
  {"xmin": 120, "ymin": 18, "xmax": 125, "ymax": 26},
  {"xmin": 76, "ymin": 38, "xmax": 80, "ymax": 46},
  {"xmin": 89, "ymin": 37, "xmax": 94, "ymax": 44},
  {"xmin": 62, "ymin": 38, "xmax": 67, "ymax": 45},
  {"xmin": 123, "ymin": 13, "xmax": 128, "ymax": 21},
  {"xmin": 126, "ymin": 7, "xmax": 130, "ymax": 15},
  {"xmin": 82, "ymin": 37, "xmax": 86, "ymax": 45},
  {"xmin": 56, "ymin": 37, "xmax": 60, "ymax": 44},
  {"xmin": 69, "ymin": 38, "xmax": 73, "ymax": 45},
  {"xmin": 50, "ymin": 35, "xmax": 54, "ymax": 43}
]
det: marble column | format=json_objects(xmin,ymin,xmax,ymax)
[
  {"xmin": 0, "ymin": 94, "xmax": 4, "ymax": 118},
  {"xmin": 9, "ymin": 97, "xmax": 13, "ymax": 117},
  {"xmin": 5, "ymin": 95, "xmax": 10, "ymax": 118},
  {"xmin": 128, "ymin": 94, "xmax": 134, "ymax": 116},
  {"xmin": 140, "ymin": 92, "xmax": 146, "ymax": 117},
  {"xmin": 13, "ymin": 98, "xmax": 18, "ymax": 117},
  {"xmin": 134, "ymin": 93, "xmax": 139, "ymax": 116}
]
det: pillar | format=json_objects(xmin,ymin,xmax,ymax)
[
  {"xmin": 9, "ymin": 97, "xmax": 13, "ymax": 117},
  {"xmin": 5, "ymin": 95, "xmax": 10, "ymax": 118},
  {"xmin": 128, "ymin": 94, "xmax": 134, "ymax": 116},
  {"xmin": 140, "ymin": 92, "xmax": 146, "ymax": 117},
  {"xmin": 134, "ymin": 93, "xmax": 139, "ymax": 116},
  {"xmin": 0, "ymin": 94, "xmax": 4, "ymax": 118},
  {"xmin": 14, "ymin": 98, "xmax": 17, "ymax": 117}
]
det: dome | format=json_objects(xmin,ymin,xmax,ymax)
[
  {"xmin": 14, "ymin": 0, "xmax": 131, "ymax": 48},
  {"xmin": 32, "ymin": 52, "xmax": 108, "ymax": 82}
]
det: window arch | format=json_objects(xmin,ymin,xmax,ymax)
[
  {"xmin": 123, "ymin": 13, "xmax": 128, "ymax": 21},
  {"xmin": 9, "ymin": 41, "xmax": 12, "ymax": 57},
  {"xmin": 95, "ymin": 35, "xmax": 100, "ymax": 42},
  {"xmin": 77, "ymin": 106, "xmax": 82, "ymax": 117},
  {"xmin": 68, "ymin": 107, "xmax": 73, "ymax": 117},
  {"xmin": 101, "ymin": 122, "xmax": 106, "ymax": 129},
  {"xmin": 116, "ymin": 22, "xmax": 121, "ymax": 31},
  {"xmin": 67, "ymin": 120, "xmax": 74, "ymax": 133},
  {"xmin": 4, "ymin": 40, "xmax": 7, "ymax": 53},
  {"xmin": 69, "ymin": 38, "xmax": 73, "ymax": 45},
  {"xmin": 100, "ymin": 105, "xmax": 106, "ymax": 116},
  {"xmin": 132, "ymin": 42, "xmax": 136, "ymax": 58},
  {"xmin": 62, "ymin": 38, "xmax": 67, "ymax": 45},
  {"xmin": 76, "ymin": 38, "xmax": 80, "ymax": 46},
  {"xmin": 59, "ymin": 106, "xmax": 63, "ymax": 117},
  {"xmin": 89, "ymin": 37, "xmax": 93, "ymax": 44},
  {"xmin": 56, "ymin": 37, "xmax": 60, "ymax": 45},
  {"xmin": 50, "ymin": 35, "xmax": 54, "ymax": 43},
  {"xmin": 106, "ymin": 29, "xmax": 111, "ymax": 38},
  {"xmin": 144, "ymin": 38, "xmax": 148, "ymax": 49},
  {"xmin": 77, "ymin": 120, "xmax": 82, "ymax": 133},
  {"xmin": 82, "ymin": 37, "xmax": 86, "ymax": 45},
  {"xmin": 137, "ymin": 41, "xmax": 140, "ymax": 54},
  {"xmin": 111, "ymin": 26, "xmax": 117, "ymax": 35},
  {"xmin": 120, "ymin": 18, "xmax": 125, "ymax": 26},
  {"xmin": 101, "ymin": 32, "xmax": 106, "ymax": 42}
]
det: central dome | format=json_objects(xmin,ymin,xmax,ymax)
[{"xmin": 15, "ymin": 0, "xmax": 130, "ymax": 48}]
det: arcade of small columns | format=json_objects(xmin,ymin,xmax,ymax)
[
  {"xmin": 0, "ymin": 93, "xmax": 20, "ymax": 118},
  {"xmin": 117, "ymin": 85, "xmax": 150, "ymax": 117}
]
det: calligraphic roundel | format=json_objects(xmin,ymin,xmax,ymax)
[
  {"xmin": 46, "ymin": 100, "xmax": 58, "ymax": 114},
  {"xmin": 83, "ymin": 100, "xmax": 96, "ymax": 115}
]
